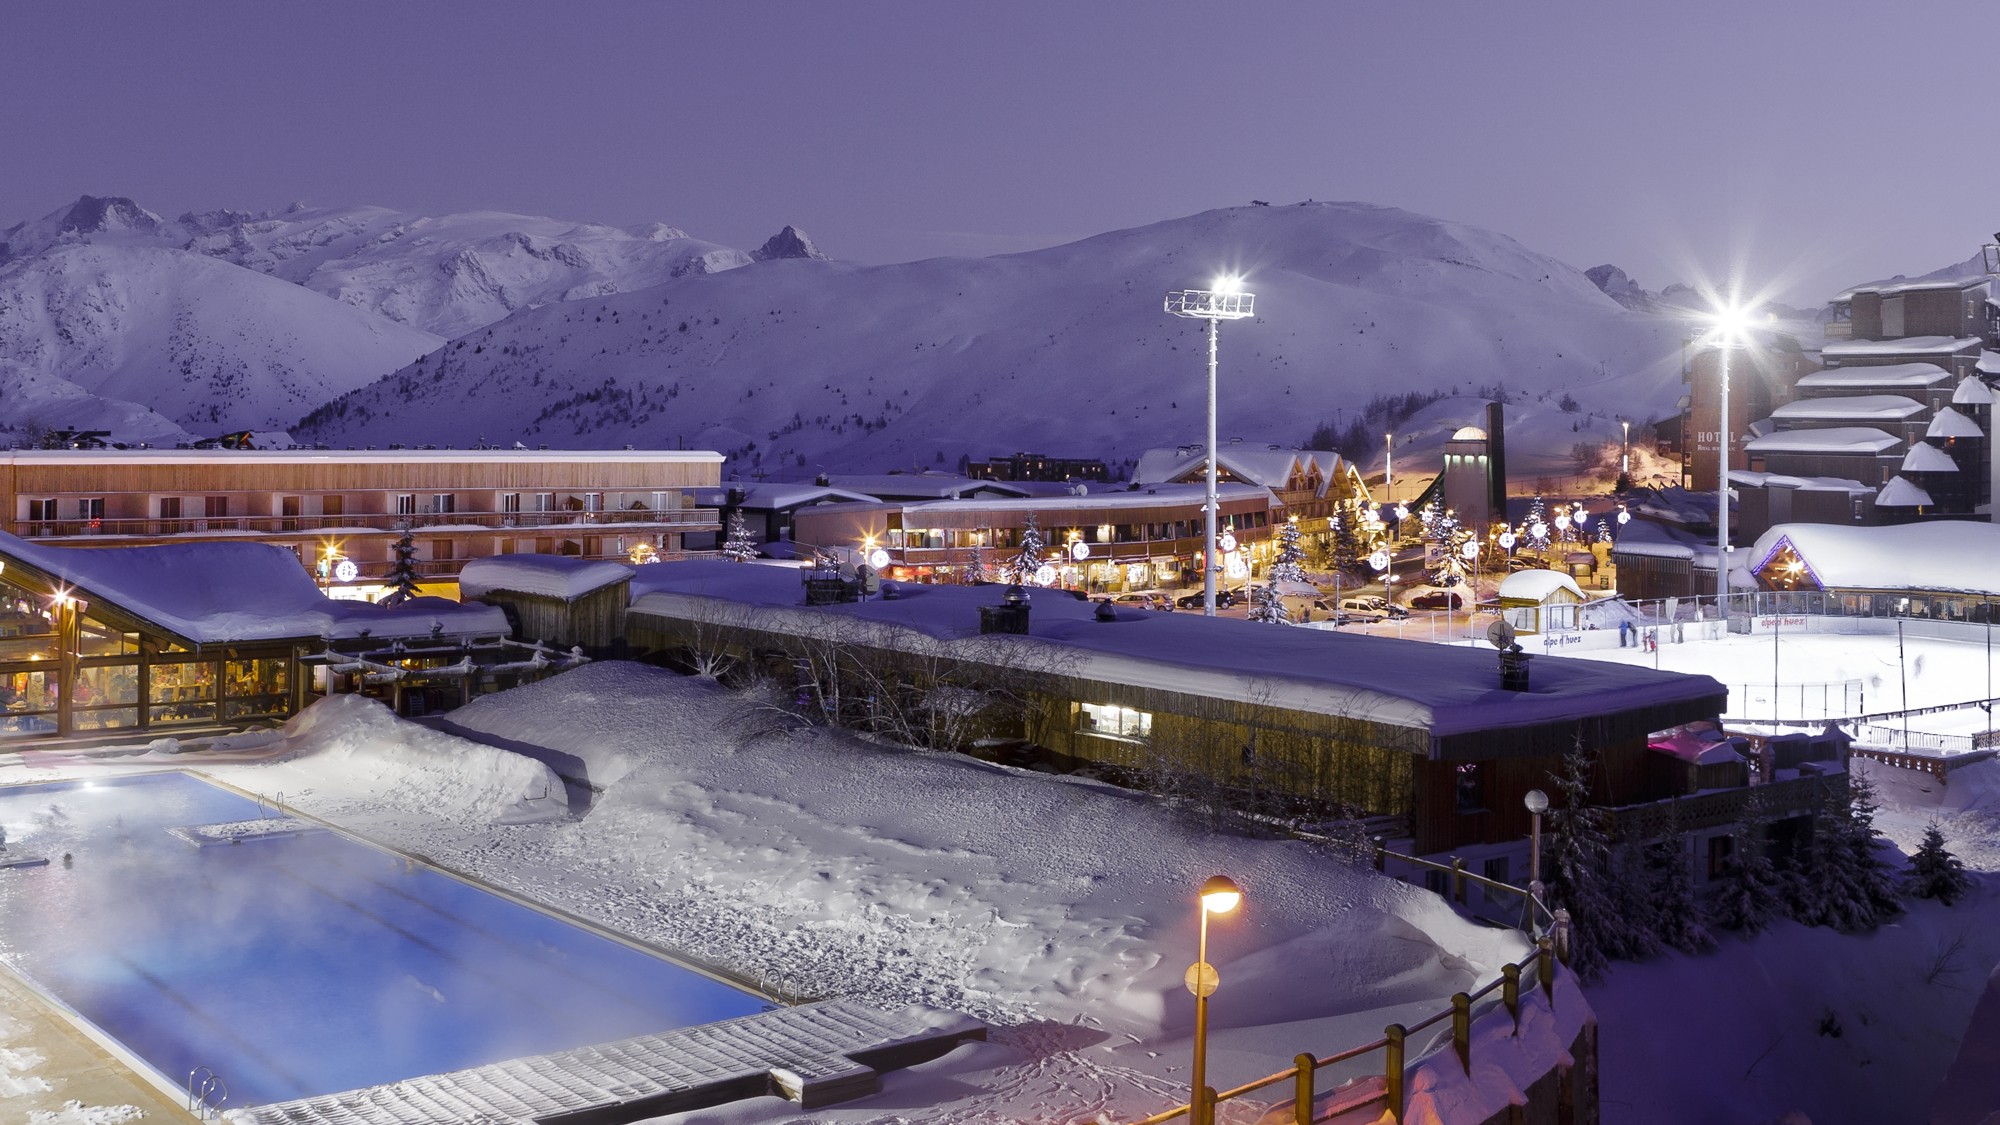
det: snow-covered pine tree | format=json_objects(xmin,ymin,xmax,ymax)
[
  {"xmin": 1332, "ymin": 504, "xmax": 1363, "ymax": 575},
  {"xmin": 962, "ymin": 542, "xmax": 990, "ymax": 585},
  {"xmin": 1542, "ymin": 735, "xmax": 1624, "ymax": 981},
  {"xmin": 1789, "ymin": 774, "xmax": 1900, "ymax": 931},
  {"xmin": 722, "ymin": 510, "xmax": 758, "ymax": 562},
  {"xmin": 1907, "ymin": 820, "xmax": 1971, "ymax": 905},
  {"xmin": 1845, "ymin": 771, "xmax": 1904, "ymax": 922},
  {"xmin": 1643, "ymin": 810, "xmax": 1716, "ymax": 953},
  {"xmin": 1419, "ymin": 499, "xmax": 1444, "ymax": 543},
  {"xmin": 1605, "ymin": 842, "xmax": 1664, "ymax": 961},
  {"xmin": 1525, "ymin": 496, "xmax": 1551, "ymax": 555},
  {"xmin": 1270, "ymin": 517, "xmax": 1308, "ymax": 587},
  {"xmin": 1247, "ymin": 582, "xmax": 1289, "ymax": 624},
  {"xmin": 1007, "ymin": 513, "xmax": 1047, "ymax": 585},
  {"xmin": 382, "ymin": 530, "xmax": 422, "ymax": 606},
  {"xmin": 1596, "ymin": 516, "xmax": 1613, "ymax": 545},
  {"xmin": 1710, "ymin": 788, "xmax": 1785, "ymax": 933}
]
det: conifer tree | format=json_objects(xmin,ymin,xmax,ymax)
[
  {"xmin": 1542, "ymin": 735, "xmax": 1624, "ymax": 981},
  {"xmin": 1525, "ymin": 496, "xmax": 1551, "ymax": 555},
  {"xmin": 1604, "ymin": 842, "xmax": 1664, "ymax": 961},
  {"xmin": 722, "ymin": 510, "xmax": 758, "ymax": 562},
  {"xmin": 1845, "ymin": 771, "xmax": 1904, "ymax": 922},
  {"xmin": 1789, "ymin": 775, "xmax": 1901, "ymax": 931},
  {"xmin": 1907, "ymin": 821, "xmax": 1971, "ymax": 905},
  {"xmin": 1247, "ymin": 582, "xmax": 1289, "ymax": 624},
  {"xmin": 1643, "ymin": 813, "xmax": 1716, "ymax": 953},
  {"xmin": 963, "ymin": 542, "xmax": 990, "ymax": 585},
  {"xmin": 1007, "ymin": 513, "xmax": 1047, "ymax": 585},
  {"xmin": 1332, "ymin": 505, "xmax": 1363, "ymax": 575},
  {"xmin": 1711, "ymin": 789, "xmax": 1785, "ymax": 934},
  {"xmin": 1269, "ymin": 517, "xmax": 1308, "ymax": 588},
  {"xmin": 382, "ymin": 530, "xmax": 422, "ymax": 606}
]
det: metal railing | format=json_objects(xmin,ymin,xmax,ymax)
[
  {"xmin": 186, "ymin": 1066, "xmax": 228, "ymax": 1121},
  {"xmin": 1125, "ymin": 930, "xmax": 1569, "ymax": 1125}
]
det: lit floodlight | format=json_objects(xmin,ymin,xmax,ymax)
[
  {"xmin": 1212, "ymin": 274, "xmax": 1242, "ymax": 295},
  {"xmin": 1701, "ymin": 297, "xmax": 1751, "ymax": 350},
  {"xmin": 1164, "ymin": 275, "xmax": 1258, "ymax": 618}
]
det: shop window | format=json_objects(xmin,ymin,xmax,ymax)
[
  {"xmin": 224, "ymin": 658, "xmax": 290, "ymax": 720},
  {"xmin": 0, "ymin": 670, "xmax": 58, "ymax": 737},
  {"xmin": 72, "ymin": 664, "xmax": 139, "ymax": 731},
  {"xmin": 149, "ymin": 661, "xmax": 217, "ymax": 724},
  {"xmin": 79, "ymin": 614, "xmax": 138, "ymax": 657},
  {"xmin": 1076, "ymin": 702, "xmax": 1152, "ymax": 740}
]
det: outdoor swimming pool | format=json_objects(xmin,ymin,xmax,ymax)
[{"xmin": 0, "ymin": 771, "xmax": 769, "ymax": 1107}]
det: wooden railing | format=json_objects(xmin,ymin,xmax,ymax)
[{"xmin": 1126, "ymin": 931, "xmax": 1570, "ymax": 1125}]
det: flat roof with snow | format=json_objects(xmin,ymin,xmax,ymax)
[
  {"xmin": 1795, "ymin": 363, "xmax": 1952, "ymax": 389},
  {"xmin": 1769, "ymin": 396, "xmax": 1926, "ymax": 422},
  {"xmin": 625, "ymin": 560, "xmax": 1725, "ymax": 759},
  {"xmin": 1822, "ymin": 336, "xmax": 1982, "ymax": 359},
  {"xmin": 1743, "ymin": 428, "xmax": 1902, "ymax": 455}
]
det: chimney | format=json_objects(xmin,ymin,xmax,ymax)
[
  {"xmin": 1486, "ymin": 400, "xmax": 1508, "ymax": 520},
  {"xmin": 1499, "ymin": 643, "xmax": 1532, "ymax": 691},
  {"xmin": 979, "ymin": 583, "xmax": 1032, "ymax": 635}
]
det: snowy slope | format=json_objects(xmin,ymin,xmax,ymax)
[
  {"xmin": 0, "ymin": 241, "xmax": 441, "ymax": 435},
  {"xmin": 295, "ymin": 202, "xmax": 1704, "ymax": 475},
  {"xmin": 182, "ymin": 203, "xmax": 753, "ymax": 338}
]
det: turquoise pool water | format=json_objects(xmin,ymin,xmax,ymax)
[{"xmin": 0, "ymin": 771, "xmax": 767, "ymax": 1106}]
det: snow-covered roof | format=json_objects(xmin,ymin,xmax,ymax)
[
  {"xmin": 1822, "ymin": 336, "xmax": 1982, "ymax": 359},
  {"xmin": 1874, "ymin": 476, "xmax": 1935, "ymax": 507},
  {"xmin": 1742, "ymin": 427, "xmax": 1901, "ymax": 455},
  {"xmin": 1607, "ymin": 518, "xmax": 1702, "ymax": 560},
  {"xmin": 1648, "ymin": 730, "xmax": 1746, "ymax": 766},
  {"xmin": 821, "ymin": 473, "xmax": 1032, "ymax": 500},
  {"xmin": 1749, "ymin": 521, "xmax": 2000, "ymax": 595},
  {"xmin": 1769, "ymin": 396, "xmax": 1926, "ymax": 422},
  {"xmin": 0, "ymin": 449, "xmax": 722, "ymax": 468},
  {"xmin": 1795, "ymin": 363, "xmax": 1952, "ymax": 390},
  {"xmin": 1953, "ymin": 376, "xmax": 1995, "ymax": 405},
  {"xmin": 624, "ymin": 561, "xmax": 1723, "ymax": 754},
  {"xmin": 1927, "ymin": 406, "xmax": 1985, "ymax": 438},
  {"xmin": 1131, "ymin": 447, "xmax": 1340, "ymax": 495},
  {"xmin": 906, "ymin": 481, "xmax": 1274, "ymax": 517},
  {"xmin": 459, "ymin": 555, "xmax": 633, "ymax": 601},
  {"xmin": 1847, "ymin": 276, "xmax": 1987, "ymax": 298},
  {"xmin": 1496, "ymin": 570, "xmax": 1585, "ymax": 603},
  {"xmin": 0, "ymin": 533, "xmax": 508, "ymax": 644},
  {"xmin": 1900, "ymin": 444, "xmax": 1960, "ymax": 473},
  {"xmin": 691, "ymin": 483, "xmax": 882, "ymax": 509},
  {"xmin": 1729, "ymin": 469, "xmax": 1873, "ymax": 494},
  {"xmin": 1977, "ymin": 350, "xmax": 2000, "ymax": 376}
]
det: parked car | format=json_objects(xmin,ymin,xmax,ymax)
[
  {"xmin": 1409, "ymin": 590, "xmax": 1465, "ymax": 611},
  {"xmin": 1114, "ymin": 592, "xmax": 1174, "ymax": 612},
  {"xmin": 1177, "ymin": 588, "xmax": 1242, "ymax": 610}
]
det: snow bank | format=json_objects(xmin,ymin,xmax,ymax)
[{"xmin": 279, "ymin": 694, "xmax": 566, "ymax": 825}]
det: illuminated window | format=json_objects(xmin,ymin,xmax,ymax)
[{"xmin": 1076, "ymin": 702, "xmax": 1152, "ymax": 740}]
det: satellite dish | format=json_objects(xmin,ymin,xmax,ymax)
[
  {"xmin": 1487, "ymin": 619, "xmax": 1518, "ymax": 649},
  {"xmin": 838, "ymin": 562, "xmax": 858, "ymax": 581}
]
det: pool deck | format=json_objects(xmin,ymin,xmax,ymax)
[
  {"xmin": 0, "ymin": 961, "xmax": 204, "ymax": 1124},
  {"xmin": 231, "ymin": 1000, "xmax": 986, "ymax": 1125}
]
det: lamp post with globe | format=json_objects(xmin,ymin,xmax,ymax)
[
  {"xmin": 1187, "ymin": 875, "xmax": 1243, "ymax": 1125},
  {"xmin": 1524, "ymin": 789, "xmax": 1549, "ymax": 936}
]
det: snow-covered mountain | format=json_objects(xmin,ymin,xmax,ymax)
[
  {"xmin": 295, "ymin": 202, "xmax": 1708, "ymax": 477},
  {"xmin": 0, "ymin": 195, "xmax": 782, "ymax": 443}
]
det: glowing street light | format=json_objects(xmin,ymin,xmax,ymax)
[
  {"xmin": 1166, "ymin": 277, "xmax": 1256, "ymax": 617},
  {"xmin": 1187, "ymin": 874, "xmax": 1243, "ymax": 1125},
  {"xmin": 1702, "ymin": 299, "xmax": 1751, "ymax": 618}
]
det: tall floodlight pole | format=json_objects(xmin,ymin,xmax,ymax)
[
  {"xmin": 1166, "ymin": 277, "xmax": 1256, "ymax": 616},
  {"xmin": 1704, "ymin": 300, "xmax": 1747, "ymax": 621},
  {"xmin": 1385, "ymin": 434, "xmax": 1394, "ymax": 599}
]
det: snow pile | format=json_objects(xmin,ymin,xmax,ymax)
[
  {"xmin": 459, "ymin": 554, "xmax": 632, "ymax": 601},
  {"xmin": 279, "ymin": 694, "xmax": 565, "ymax": 826}
]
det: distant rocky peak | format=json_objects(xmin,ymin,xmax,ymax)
[
  {"xmin": 1584, "ymin": 264, "xmax": 1656, "ymax": 312},
  {"xmin": 751, "ymin": 225, "xmax": 828, "ymax": 262},
  {"xmin": 58, "ymin": 195, "xmax": 167, "ymax": 237}
]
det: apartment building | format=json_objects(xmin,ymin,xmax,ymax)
[{"xmin": 0, "ymin": 449, "xmax": 723, "ymax": 594}]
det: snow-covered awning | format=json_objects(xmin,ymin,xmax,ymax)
[
  {"xmin": 1743, "ymin": 427, "xmax": 1901, "ymax": 455},
  {"xmin": 1874, "ymin": 476, "xmax": 1934, "ymax": 507},
  {"xmin": 1953, "ymin": 376, "xmax": 1995, "ymax": 405},
  {"xmin": 1927, "ymin": 407, "xmax": 1984, "ymax": 439},
  {"xmin": 1900, "ymin": 444, "xmax": 1959, "ymax": 473},
  {"xmin": 1770, "ymin": 395, "xmax": 1925, "ymax": 422}
]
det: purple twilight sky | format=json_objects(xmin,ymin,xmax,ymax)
[{"xmin": 8, "ymin": 1, "xmax": 1997, "ymax": 306}]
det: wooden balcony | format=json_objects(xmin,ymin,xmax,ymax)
[
  {"xmin": 15, "ymin": 508, "xmax": 722, "ymax": 542},
  {"xmin": 1605, "ymin": 773, "xmax": 1838, "ymax": 842}
]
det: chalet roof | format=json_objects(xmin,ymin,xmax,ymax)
[
  {"xmin": 1821, "ymin": 336, "xmax": 1982, "ymax": 359},
  {"xmin": 1132, "ymin": 447, "xmax": 1342, "ymax": 495},
  {"xmin": 0, "ymin": 533, "xmax": 507, "ymax": 645},
  {"xmin": 1497, "ymin": 570, "xmax": 1584, "ymax": 603},
  {"xmin": 1874, "ymin": 476, "xmax": 1935, "ymax": 507},
  {"xmin": 1927, "ymin": 407, "xmax": 1985, "ymax": 438},
  {"xmin": 1607, "ymin": 517, "xmax": 1702, "ymax": 560},
  {"xmin": 1730, "ymin": 470, "xmax": 1873, "ymax": 493},
  {"xmin": 693, "ymin": 483, "xmax": 883, "ymax": 509},
  {"xmin": 1742, "ymin": 427, "xmax": 1901, "ymax": 455},
  {"xmin": 626, "ymin": 561, "xmax": 1723, "ymax": 760},
  {"xmin": 1978, "ymin": 351, "xmax": 2000, "ymax": 376},
  {"xmin": 1749, "ymin": 521, "xmax": 2000, "ymax": 596},
  {"xmin": 1795, "ymin": 362, "xmax": 1952, "ymax": 390},
  {"xmin": 1848, "ymin": 276, "xmax": 1987, "ymax": 297},
  {"xmin": 1770, "ymin": 396, "xmax": 1926, "ymax": 422},
  {"xmin": 820, "ymin": 473, "xmax": 1033, "ymax": 501},
  {"xmin": 1901, "ymin": 444, "xmax": 1960, "ymax": 473}
]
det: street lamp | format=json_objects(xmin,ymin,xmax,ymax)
[
  {"xmin": 1188, "ymin": 874, "xmax": 1242, "ymax": 1125},
  {"xmin": 1166, "ymin": 278, "xmax": 1256, "ymax": 617},
  {"xmin": 1523, "ymin": 789, "xmax": 1548, "ymax": 935},
  {"xmin": 1703, "ymin": 299, "xmax": 1750, "ymax": 620}
]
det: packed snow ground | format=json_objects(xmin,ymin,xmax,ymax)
[{"xmin": 7, "ymin": 635, "xmax": 2000, "ymax": 1123}]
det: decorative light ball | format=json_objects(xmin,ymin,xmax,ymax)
[
  {"xmin": 867, "ymin": 548, "xmax": 890, "ymax": 570},
  {"xmin": 1218, "ymin": 531, "xmax": 1238, "ymax": 553},
  {"xmin": 332, "ymin": 559, "xmax": 359, "ymax": 583},
  {"xmin": 1530, "ymin": 521, "xmax": 1548, "ymax": 539},
  {"xmin": 1554, "ymin": 514, "xmax": 1570, "ymax": 532},
  {"xmin": 1070, "ymin": 541, "xmax": 1090, "ymax": 561},
  {"xmin": 1498, "ymin": 531, "xmax": 1517, "ymax": 549},
  {"xmin": 1033, "ymin": 564, "xmax": 1056, "ymax": 586},
  {"xmin": 1618, "ymin": 509, "xmax": 1631, "ymax": 525},
  {"xmin": 1369, "ymin": 549, "xmax": 1390, "ymax": 571},
  {"xmin": 1459, "ymin": 539, "xmax": 1479, "ymax": 561}
]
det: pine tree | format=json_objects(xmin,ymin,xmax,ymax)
[
  {"xmin": 382, "ymin": 530, "xmax": 422, "ymax": 606},
  {"xmin": 963, "ymin": 542, "xmax": 990, "ymax": 585},
  {"xmin": 1604, "ymin": 842, "xmax": 1664, "ymax": 961},
  {"xmin": 1270, "ymin": 517, "xmax": 1308, "ymax": 587},
  {"xmin": 1845, "ymin": 771, "xmax": 1904, "ymax": 922},
  {"xmin": 1711, "ymin": 790, "xmax": 1785, "ymax": 934},
  {"xmin": 722, "ymin": 510, "xmax": 758, "ymax": 562},
  {"xmin": 1542, "ymin": 736, "xmax": 1625, "ymax": 981},
  {"xmin": 1525, "ymin": 496, "xmax": 1551, "ymax": 555},
  {"xmin": 1643, "ymin": 818, "xmax": 1716, "ymax": 954},
  {"xmin": 1789, "ymin": 775, "xmax": 1901, "ymax": 931},
  {"xmin": 1247, "ymin": 582, "xmax": 1289, "ymax": 624},
  {"xmin": 1007, "ymin": 513, "xmax": 1047, "ymax": 585},
  {"xmin": 1907, "ymin": 821, "xmax": 1971, "ymax": 905},
  {"xmin": 1332, "ymin": 504, "xmax": 1363, "ymax": 575}
]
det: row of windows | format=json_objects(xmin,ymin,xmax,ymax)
[
  {"xmin": 20, "ymin": 492, "xmax": 690, "ymax": 521},
  {"xmin": 886, "ymin": 511, "xmax": 1274, "ymax": 551}
]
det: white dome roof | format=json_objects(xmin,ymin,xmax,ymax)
[{"xmin": 1450, "ymin": 425, "xmax": 1488, "ymax": 441}]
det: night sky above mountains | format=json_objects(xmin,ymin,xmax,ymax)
[{"xmin": 6, "ymin": 0, "xmax": 1995, "ymax": 305}]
